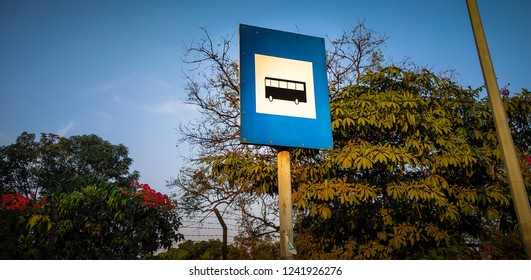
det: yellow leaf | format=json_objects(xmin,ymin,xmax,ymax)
[
  {"xmin": 321, "ymin": 206, "xmax": 332, "ymax": 219},
  {"xmin": 342, "ymin": 156, "xmax": 352, "ymax": 168},
  {"xmin": 27, "ymin": 214, "xmax": 41, "ymax": 229}
]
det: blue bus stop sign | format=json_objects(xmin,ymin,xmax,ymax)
[{"xmin": 239, "ymin": 24, "xmax": 333, "ymax": 150}]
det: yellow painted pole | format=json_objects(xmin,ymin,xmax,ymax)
[
  {"xmin": 466, "ymin": 0, "xmax": 531, "ymax": 259},
  {"xmin": 278, "ymin": 149, "xmax": 295, "ymax": 260}
]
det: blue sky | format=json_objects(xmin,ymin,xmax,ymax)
[{"xmin": 1, "ymin": 0, "xmax": 530, "ymax": 195}]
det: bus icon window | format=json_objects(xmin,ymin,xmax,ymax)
[{"xmin": 265, "ymin": 77, "xmax": 306, "ymax": 105}]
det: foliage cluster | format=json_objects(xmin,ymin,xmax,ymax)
[
  {"xmin": 156, "ymin": 238, "xmax": 279, "ymax": 260},
  {"xmin": 175, "ymin": 23, "xmax": 530, "ymax": 259},
  {"xmin": 292, "ymin": 68, "xmax": 530, "ymax": 259},
  {"xmin": 0, "ymin": 133, "xmax": 183, "ymax": 259}
]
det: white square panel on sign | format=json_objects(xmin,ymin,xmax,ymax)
[{"xmin": 255, "ymin": 54, "xmax": 316, "ymax": 119}]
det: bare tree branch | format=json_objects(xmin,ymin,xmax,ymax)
[{"xmin": 173, "ymin": 21, "xmax": 389, "ymax": 243}]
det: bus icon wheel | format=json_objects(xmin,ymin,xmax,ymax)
[
  {"xmin": 294, "ymin": 99, "xmax": 299, "ymax": 105},
  {"xmin": 268, "ymin": 95, "xmax": 274, "ymax": 102}
]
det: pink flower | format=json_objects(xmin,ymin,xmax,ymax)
[{"xmin": 500, "ymin": 88, "xmax": 510, "ymax": 97}]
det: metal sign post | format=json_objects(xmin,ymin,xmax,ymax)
[
  {"xmin": 278, "ymin": 149, "xmax": 294, "ymax": 259},
  {"xmin": 467, "ymin": 0, "xmax": 531, "ymax": 258},
  {"xmin": 239, "ymin": 24, "xmax": 332, "ymax": 260}
]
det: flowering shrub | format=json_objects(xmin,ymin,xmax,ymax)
[
  {"xmin": 1, "ymin": 193, "xmax": 47, "ymax": 212},
  {"xmin": 130, "ymin": 181, "xmax": 174, "ymax": 210},
  {"xmin": 1, "ymin": 193, "xmax": 30, "ymax": 211},
  {"xmin": 1, "ymin": 182, "xmax": 182, "ymax": 259}
]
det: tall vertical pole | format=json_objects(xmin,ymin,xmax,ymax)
[
  {"xmin": 213, "ymin": 208, "xmax": 228, "ymax": 260},
  {"xmin": 467, "ymin": 0, "xmax": 531, "ymax": 258},
  {"xmin": 278, "ymin": 149, "xmax": 294, "ymax": 260}
]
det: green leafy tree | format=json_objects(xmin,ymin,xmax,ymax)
[
  {"xmin": 233, "ymin": 237, "xmax": 279, "ymax": 260},
  {"xmin": 1, "ymin": 133, "xmax": 183, "ymax": 259},
  {"xmin": 157, "ymin": 239, "xmax": 223, "ymax": 260},
  {"xmin": 156, "ymin": 238, "xmax": 278, "ymax": 260},
  {"xmin": 0, "ymin": 132, "xmax": 139, "ymax": 196},
  {"xmin": 292, "ymin": 68, "xmax": 529, "ymax": 259},
  {"xmin": 2, "ymin": 181, "xmax": 183, "ymax": 259},
  {"xmin": 174, "ymin": 24, "xmax": 530, "ymax": 259}
]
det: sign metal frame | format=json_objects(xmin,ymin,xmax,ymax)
[{"xmin": 239, "ymin": 24, "xmax": 333, "ymax": 150}]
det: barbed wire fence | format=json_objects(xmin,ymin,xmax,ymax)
[{"xmin": 175, "ymin": 205, "xmax": 248, "ymax": 244}]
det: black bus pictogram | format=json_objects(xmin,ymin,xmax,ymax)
[{"xmin": 265, "ymin": 77, "xmax": 307, "ymax": 105}]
